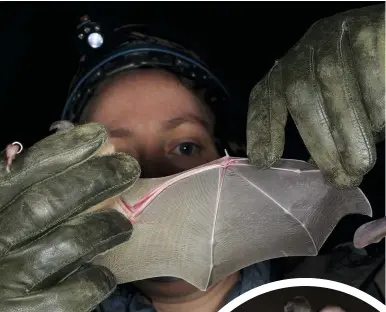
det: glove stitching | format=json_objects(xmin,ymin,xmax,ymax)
[
  {"xmin": 339, "ymin": 21, "xmax": 373, "ymax": 171},
  {"xmin": 6, "ymin": 171, "xmax": 136, "ymax": 250},
  {"xmin": 0, "ymin": 126, "xmax": 107, "ymax": 186},
  {"xmin": 26, "ymin": 231, "xmax": 131, "ymax": 293},
  {"xmin": 4, "ymin": 157, "xmax": 138, "ymax": 252},
  {"xmin": 276, "ymin": 60, "xmax": 287, "ymax": 162},
  {"xmin": 308, "ymin": 45, "xmax": 338, "ymax": 148},
  {"xmin": 266, "ymin": 60, "xmax": 280, "ymax": 166},
  {"xmin": 266, "ymin": 62, "xmax": 276, "ymax": 163}
]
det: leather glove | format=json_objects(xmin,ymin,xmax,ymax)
[
  {"xmin": 247, "ymin": 4, "xmax": 385, "ymax": 188},
  {"xmin": 0, "ymin": 123, "xmax": 140, "ymax": 312}
]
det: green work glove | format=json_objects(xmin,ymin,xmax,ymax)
[
  {"xmin": 247, "ymin": 4, "xmax": 385, "ymax": 188},
  {"xmin": 0, "ymin": 123, "xmax": 140, "ymax": 312}
]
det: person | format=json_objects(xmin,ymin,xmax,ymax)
[
  {"xmin": 77, "ymin": 67, "xmax": 272, "ymax": 312},
  {"xmin": 0, "ymin": 4, "xmax": 383, "ymax": 312}
]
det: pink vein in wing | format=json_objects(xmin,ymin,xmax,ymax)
[{"xmin": 119, "ymin": 156, "xmax": 241, "ymax": 221}]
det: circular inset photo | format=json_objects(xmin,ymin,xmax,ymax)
[{"xmin": 219, "ymin": 278, "xmax": 386, "ymax": 312}]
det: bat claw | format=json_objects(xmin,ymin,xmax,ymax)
[
  {"xmin": 11, "ymin": 142, "xmax": 23, "ymax": 154},
  {"xmin": 49, "ymin": 120, "xmax": 75, "ymax": 132}
]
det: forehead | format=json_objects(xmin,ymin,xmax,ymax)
[{"xmin": 89, "ymin": 69, "xmax": 205, "ymax": 121}]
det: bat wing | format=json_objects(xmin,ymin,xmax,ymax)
[
  {"xmin": 210, "ymin": 158, "xmax": 372, "ymax": 285},
  {"xmin": 92, "ymin": 157, "xmax": 372, "ymax": 291}
]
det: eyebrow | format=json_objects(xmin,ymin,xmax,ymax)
[
  {"xmin": 163, "ymin": 114, "xmax": 211, "ymax": 132},
  {"xmin": 108, "ymin": 114, "xmax": 211, "ymax": 138}
]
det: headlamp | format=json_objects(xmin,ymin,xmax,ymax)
[
  {"xmin": 62, "ymin": 16, "xmax": 246, "ymax": 156},
  {"xmin": 77, "ymin": 15, "xmax": 104, "ymax": 49}
]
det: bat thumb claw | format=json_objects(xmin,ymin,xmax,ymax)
[{"xmin": 49, "ymin": 120, "xmax": 75, "ymax": 132}]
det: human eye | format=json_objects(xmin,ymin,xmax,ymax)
[{"xmin": 169, "ymin": 142, "xmax": 203, "ymax": 157}]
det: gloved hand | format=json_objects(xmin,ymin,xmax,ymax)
[
  {"xmin": 247, "ymin": 4, "xmax": 385, "ymax": 188},
  {"xmin": 0, "ymin": 123, "xmax": 140, "ymax": 312}
]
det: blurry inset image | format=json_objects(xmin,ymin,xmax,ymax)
[{"xmin": 221, "ymin": 279, "xmax": 385, "ymax": 312}]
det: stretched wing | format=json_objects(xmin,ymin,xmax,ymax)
[{"xmin": 211, "ymin": 159, "xmax": 372, "ymax": 285}]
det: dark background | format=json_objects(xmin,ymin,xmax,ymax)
[
  {"xmin": 0, "ymin": 2, "xmax": 384, "ymax": 247},
  {"xmin": 232, "ymin": 286, "xmax": 379, "ymax": 312}
]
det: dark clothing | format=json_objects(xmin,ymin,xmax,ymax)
[{"xmin": 96, "ymin": 262, "xmax": 271, "ymax": 312}]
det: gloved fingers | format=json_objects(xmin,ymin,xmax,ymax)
[
  {"xmin": 280, "ymin": 20, "xmax": 378, "ymax": 188},
  {"xmin": 247, "ymin": 5, "xmax": 384, "ymax": 188},
  {"xmin": 353, "ymin": 217, "xmax": 386, "ymax": 249},
  {"xmin": 247, "ymin": 61, "xmax": 288, "ymax": 168},
  {"xmin": 0, "ymin": 123, "xmax": 109, "ymax": 209},
  {"xmin": 0, "ymin": 265, "xmax": 117, "ymax": 312},
  {"xmin": 0, "ymin": 153, "xmax": 139, "ymax": 257},
  {"xmin": 0, "ymin": 209, "xmax": 132, "ymax": 298},
  {"xmin": 344, "ymin": 4, "xmax": 385, "ymax": 134}
]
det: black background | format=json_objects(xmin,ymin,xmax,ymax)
[{"xmin": 0, "ymin": 2, "xmax": 384, "ymax": 247}]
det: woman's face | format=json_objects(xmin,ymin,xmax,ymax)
[
  {"xmin": 86, "ymin": 69, "xmax": 220, "ymax": 298},
  {"xmin": 87, "ymin": 69, "xmax": 219, "ymax": 178}
]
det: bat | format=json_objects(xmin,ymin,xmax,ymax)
[
  {"xmin": 1, "ymin": 121, "xmax": 380, "ymax": 291},
  {"xmin": 87, "ymin": 147, "xmax": 373, "ymax": 290},
  {"xmin": 45, "ymin": 120, "xmax": 386, "ymax": 250}
]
